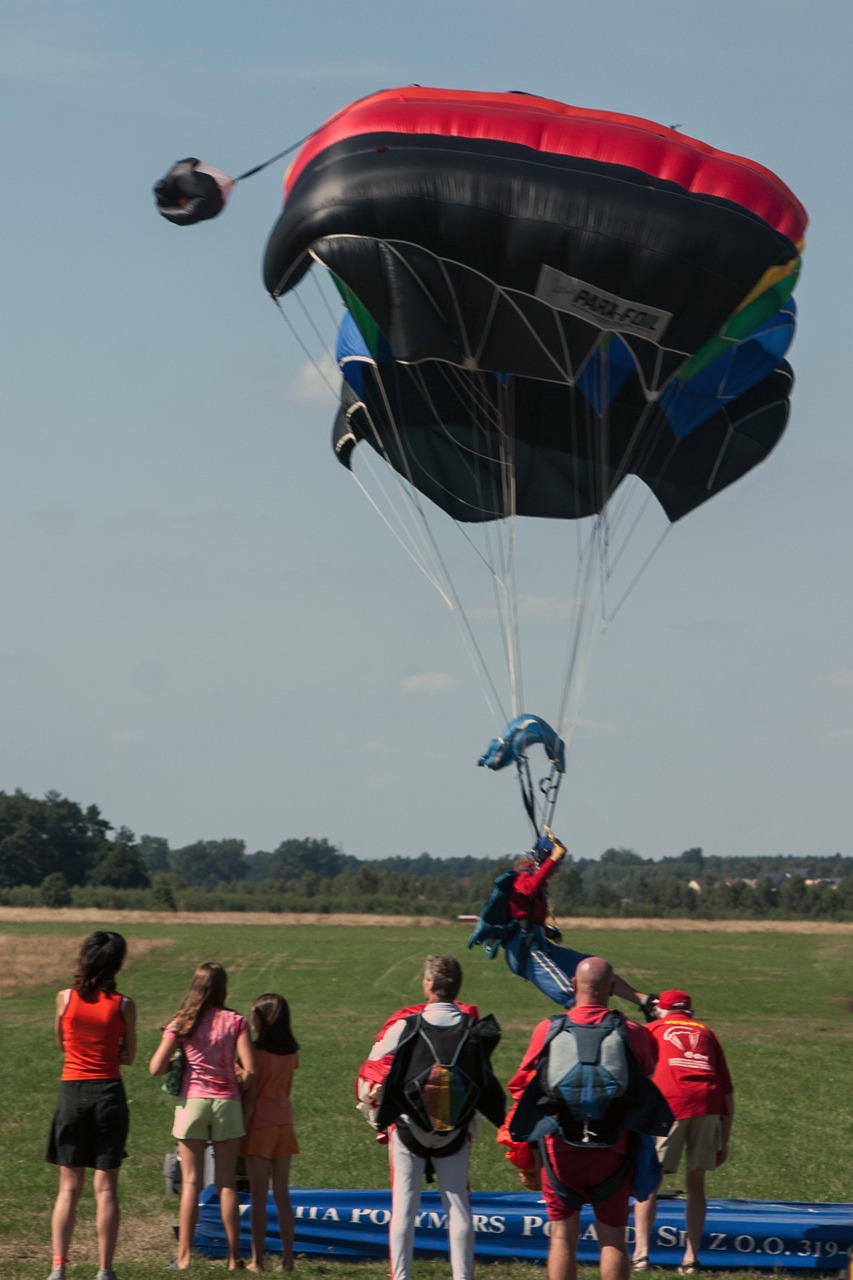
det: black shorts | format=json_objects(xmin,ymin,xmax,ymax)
[{"xmin": 46, "ymin": 1079, "xmax": 129, "ymax": 1170}]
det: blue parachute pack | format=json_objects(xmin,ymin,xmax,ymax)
[
  {"xmin": 510, "ymin": 1010, "xmax": 673, "ymax": 1149},
  {"xmin": 466, "ymin": 869, "xmax": 518, "ymax": 958}
]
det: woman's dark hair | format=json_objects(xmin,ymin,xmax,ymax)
[
  {"xmin": 73, "ymin": 931, "xmax": 127, "ymax": 999},
  {"xmin": 251, "ymin": 993, "xmax": 299, "ymax": 1055},
  {"xmin": 171, "ymin": 962, "xmax": 228, "ymax": 1039}
]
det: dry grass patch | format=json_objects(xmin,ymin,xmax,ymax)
[
  {"xmin": 3, "ymin": 907, "xmax": 853, "ymax": 933},
  {"xmin": 0, "ymin": 933, "xmax": 175, "ymax": 998},
  {"xmin": 0, "ymin": 1208, "xmax": 174, "ymax": 1266}
]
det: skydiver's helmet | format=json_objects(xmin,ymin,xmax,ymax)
[{"xmin": 532, "ymin": 833, "xmax": 555, "ymax": 865}]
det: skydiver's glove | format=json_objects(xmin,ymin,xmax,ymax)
[
  {"xmin": 640, "ymin": 993, "xmax": 660, "ymax": 1023},
  {"xmin": 544, "ymin": 826, "xmax": 567, "ymax": 861}
]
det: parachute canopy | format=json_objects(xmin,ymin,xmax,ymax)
[{"xmin": 264, "ymin": 86, "xmax": 805, "ymax": 524}]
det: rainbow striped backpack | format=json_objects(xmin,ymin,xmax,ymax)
[{"xmin": 400, "ymin": 1014, "xmax": 479, "ymax": 1135}]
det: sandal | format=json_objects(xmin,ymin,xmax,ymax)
[
  {"xmin": 678, "ymin": 1265, "xmax": 701, "ymax": 1274},
  {"xmin": 633, "ymin": 1258, "xmax": 649, "ymax": 1272}
]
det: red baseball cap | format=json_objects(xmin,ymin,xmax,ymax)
[{"xmin": 658, "ymin": 989, "xmax": 692, "ymax": 1011}]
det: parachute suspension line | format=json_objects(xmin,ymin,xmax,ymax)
[
  {"xmin": 596, "ymin": 396, "xmax": 681, "ymax": 622},
  {"xmin": 341, "ymin": 453, "xmax": 510, "ymax": 733},
  {"xmin": 364, "ymin": 367, "xmax": 510, "ymax": 727},
  {"xmin": 553, "ymin": 512, "xmax": 608, "ymax": 756},
  {"xmin": 375, "ymin": 256, "xmax": 526, "ymax": 725},
  {"xmin": 407, "ymin": 362, "xmax": 526, "ymax": 723},
  {"xmin": 516, "ymin": 753, "xmax": 541, "ymax": 836},
  {"xmin": 495, "ymin": 377, "xmax": 524, "ymax": 720},
  {"xmin": 553, "ymin": 386, "xmax": 617, "ymax": 757},
  {"xmin": 605, "ymin": 480, "xmax": 658, "ymax": 580},
  {"xmin": 423, "ymin": 360, "xmax": 524, "ymax": 723},
  {"xmin": 607, "ymin": 524, "xmax": 673, "ymax": 624},
  {"xmin": 290, "ymin": 279, "xmax": 339, "ymax": 369},
  {"xmin": 309, "ymin": 267, "xmax": 346, "ymax": 335},
  {"xmin": 275, "ymin": 289, "xmax": 507, "ymax": 726},
  {"xmin": 516, "ymin": 743, "xmax": 564, "ymax": 838},
  {"xmin": 271, "ymin": 297, "xmax": 338, "ymax": 398},
  {"xmin": 705, "ymin": 413, "xmax": 735, "ymax": 491},
  {"xmin": 345, "ymin": 455, "xmax": 456, "ymax": 609}
]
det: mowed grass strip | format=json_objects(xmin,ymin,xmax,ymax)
[{"xmin": 1, "ymin": 915, "xmax": 851, "ymax": 1280}]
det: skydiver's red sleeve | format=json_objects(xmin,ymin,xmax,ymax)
[{"xmin": 508, "ymin": 858, "xmax": 559, "ymax": 925}]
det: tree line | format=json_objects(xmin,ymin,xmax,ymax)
[{"xmin": 2, "ymin": 788, "xmax": 852, "ymax": 921}]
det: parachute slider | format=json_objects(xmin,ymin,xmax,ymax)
[
  {"xmin": 154, "ymin": 158, "xmax": 235, "ymax": 226},
  {"xmin": 478, "ymin": 714, "xmax": 566, "ymax": 773}
]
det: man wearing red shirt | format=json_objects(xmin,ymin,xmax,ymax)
[
  {"xmin": 632, "ymin": 990, "xmax": 734, "ymax": 1274},
  {"xmin": 500, "ymin": 957, "xmax": 659, "ymax": 1280}
]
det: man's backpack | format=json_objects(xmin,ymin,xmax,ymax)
[
  {"xmin": 541, "ymin": 1010, "xmax": 631, "ymax": 1146},
  {"xmin": 510, "ymin": 1010, "xmax": 673, "ymax": 1148},
  {"xmin": 376, "ymin": 1011, "xmax": 505, "ymax": 1139},
  {"xmin": 402, "ymin": 1015, "xmax": 479, "ymax": 1134}
]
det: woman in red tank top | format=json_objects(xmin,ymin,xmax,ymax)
[{"xmin": 46, "ymin": 931, "xmax": 136, "ymax": 1280}]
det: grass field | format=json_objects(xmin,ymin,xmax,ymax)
[{"xmin": 2, "ymin": 910, "xmax": 852, "ymax": 1280}]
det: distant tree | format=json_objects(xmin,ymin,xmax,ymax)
[
  {"xmin": 297, "ymin": 870, "xmax": 320, "ymax": 898},
  {"xmin": 666, "ymin": 847, "xmax": 705, "ymax": 879},
  {"xmin": 778, "ymin": 875, "xmax": 809, "ymax": 915},
  {"xmin": 244, "ymin": 850, "xmax": 274, "ymax": 884},
  {"xmin": 754, "ymin": 875, "xmax": 777, "ymax": 912},
  {"xmin": 549, "ymin": 860, "xmax": 585, "ymax": 913},
  {"xmin": 138, "ymin": 834, "xmax": 171, "ymax": 873},
  {"xmin": 726, "ymin": 878, "xmax": 758, "ymax": 914},
  {"xmin": 655, "ymin": 875, "xmax": 692, "ymax": 912},
  {"xmin": 151, "ymin": 879, "xmax": 177, "ymax": 911},
  {"xmin": 40, "ymin": 871, "xmax": 72, "ymax": 908},
  {"xmin": 90, "ymin": 829, "xmax": 150, "ymax": 889},
  {"xmin": 586, "ymin": 881, "xmax": 622, "ymax": 912},
  {"xmin": 171, "ymin": 839, "xmax": 248, "ymax": 888},
  {"xmin": 354, "ymin": 865, "xmax": 382, "ymax": 896},
  {"xmin": 836, "ymin": 877, "xmax": 853, "ymax": 913},
  {"xmin": 0, "ymin": 789, "xmax": 112, "ymax": 888},
  {"xmin": 267, "ymin": 838, "xmax": 356, "ymax": 884}
]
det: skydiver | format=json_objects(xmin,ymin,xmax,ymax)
[{"xmin": 470, "ymin": 828, "xmax": 658, "ymax": 1015}]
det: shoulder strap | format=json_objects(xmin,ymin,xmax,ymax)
[{"xmin": 541, "ymin": 1011, "xmax": 572, "ymax": 1050}]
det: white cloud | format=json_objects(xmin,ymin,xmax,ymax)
[
  {"xmin": 108, "ymin": 730, "xmax": 147, "ymax": 746},
  {"xmin": 400, "ymin": 672, "xmax": 455, "ymax": 695},
  {"xmin": 572, "ymin": 715, "xmax": 623, "ymax": 736},
  {"xmin": 0, "ymin": 42, "xmax": 91, "ymax": 82},
  {"xmin": 828, "ymin": 667, "xmax": 853, "ymax": 692},
  {"xmin": 284, "ymin": 358, "xmax": 338, "ymax": 407}
]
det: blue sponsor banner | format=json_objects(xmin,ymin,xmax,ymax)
[{"xmin": 194, "ymin": 1187, "xmax": 853, "ymax": 1269}]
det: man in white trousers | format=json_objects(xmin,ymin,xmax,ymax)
[{"xmin": 355, "ymin": 954, "xmax": 504, "ymax": 1280}]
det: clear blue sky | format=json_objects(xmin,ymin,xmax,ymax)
[{"xmin": 2, "ymin": 1, "xmax": 850, "ymax": 864}]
